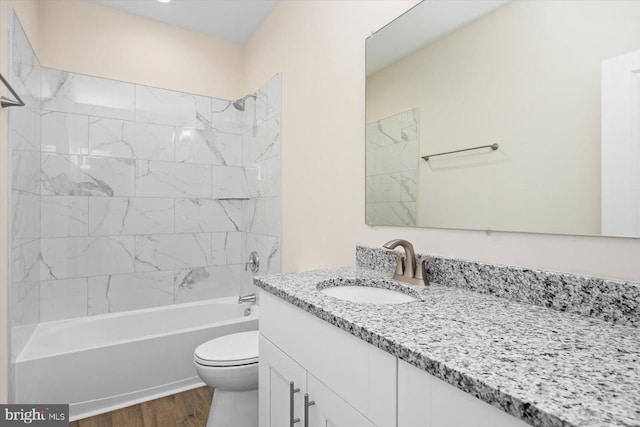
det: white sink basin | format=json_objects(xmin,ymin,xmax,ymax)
[{"xmin": 320, "ymin": 285, "xmax": 417, "ymax": 304}]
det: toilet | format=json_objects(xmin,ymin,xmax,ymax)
[{"xmin": 194, "ymin": 330, "xmax": 259, "ymax": 427}]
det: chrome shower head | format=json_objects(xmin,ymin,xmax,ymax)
[{"xmin": 232, "ymin": 93, "xmax": 257, "ymax": 112}]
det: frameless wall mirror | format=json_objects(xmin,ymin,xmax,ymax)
[{"xmin": 365, "ymin": 0, "xmax": 640, "ymax": 238}]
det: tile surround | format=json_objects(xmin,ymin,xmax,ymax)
[
  {"xmin": 211, "ymin": 98, "xmax": 242, "ymax": 134},
  {"xmin": 41, "ymin": 196, "xmax": 89, "ymax": 238},
  {"xmin": 246, "ymin": 233, "xmax": 280, "ymax": 275},
  {"xmin": 12, "ymin": 239, "xmax": 40, "ymax": 284},
  {"xmin": 88, "ymin": 197, "xmax": 174, "ymax": 236},
  {"xmin": 135, "ymin": 160, "xmax": 211, "ymax": 198},
  {"xmin": 10, "ymin": 105, "xmax": 40, "ymax": 151},
  {"xmin": 88, "ymin": 271, "xmax": 174, "ymax": 315},
  {"xmin": 174, "ymin": 265, "xmax": 243, "ymax": 304},
  {"xmin": 241, "ymin": 76, "xmax": 282, "ymax": 296},
  {"xmin": 245, "ymin": 155, "xmax": 280, "ymax": 198},
  {"xmin": 175, "ymin": 128, "xmax": 242, "ymax": 166},
  {"xmin": 35, "ymin": 68, "xmax": 279, "ymax": 320},
  {"xmin": 41, "ymin": 154, "xmax": 135, "ymax": 197},
  {"xmin": 135, "ymin": 85, "xmax": 211, "ymax": 129},
  {"xmin": 134, "ymin": 233, "xmax": 213, "ymax": 272},
  {"xmin": 8, "ymin": 8, "xmax": 281, "ymax": 335},
  {"xmin": 175, "ymin": 199, "xmax": 242, "ymax": 233},
  {"xmin": 12, "ymin": 150, "xmax": 40, "ymax": 194},
  {"xmin": 42, "ymin": 68, "xmax": 136, "ymax": 120},
  {"xmin": 88, "ymin": 117, "xmax": 175, "ymax": 161},
  {"xmin": 40, "ymin": 278, "xmax": 88, "ymax": 322},
  {"xmin": 211, "ymin": 232, "xmax": 243, "ymax": 265},
  {"xmin": 40, "ymin": 236, "xmax": 136, "ymax": 280},
  {"xmin": 12, "ymin": 193, "xmax": 41, "ymax": 241},
  {"xmin": 41, "ymin": 111, "xmax": 89, "ymax": 155},
  {"xmin": 243, "ymin": 115, "xmax": 281, "ymax": 164},
  {"xmin": 212, "ymin": 166, "xmax": 248, "ymax": 199},
  {"xmin": 244, "ymin": 197, "xmax": 281, "ymax": 236}
]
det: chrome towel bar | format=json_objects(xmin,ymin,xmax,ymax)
[
  {"xmin": 0, "ymin": 73, "xmax": 25, "ymax": 108},
  {"xmin": 421, "ymin": 143, "xmax": 499, "ymax": 161}
]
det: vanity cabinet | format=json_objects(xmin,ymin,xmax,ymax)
[
  {"xmin": 259, "ymin": 292, "xmax": 396, "ymax": 427},
  {"xmin": 260, "ymin": 335, "xmax": 374, "ymax": 427},
  {"xmin": 259, "ymin": 291, "xmax": 530, "ymax": 427}
]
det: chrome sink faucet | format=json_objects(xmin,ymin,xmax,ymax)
[{"xmin": 383, "ymin": 239, "xmax": 429, "ymax": 285}]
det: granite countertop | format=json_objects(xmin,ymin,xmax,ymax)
[{"xmin": 255, "ymin": 267, "xmax": 640, "ymax": 427}]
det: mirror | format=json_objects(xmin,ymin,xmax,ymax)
[{"xmin": 365, "ymin": 0, "xmax": 640, "ymax": 238}]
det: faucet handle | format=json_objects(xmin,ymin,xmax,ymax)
[
  {"xmin": 415, "ymin": 256, "xmax": 435, "ymax": 285},
  {"xmin": 245, "ymin": 251, "xmax": 259, "ymax": 273}
]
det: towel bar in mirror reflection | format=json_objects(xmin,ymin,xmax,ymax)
[{"xmin": 421, "ymin": 143, "xmax": 499, "ymax": 162}]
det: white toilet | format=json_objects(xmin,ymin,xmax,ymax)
[{"xmin": 194, "ymin": 330, "xmax": 259, "ymax": 427}]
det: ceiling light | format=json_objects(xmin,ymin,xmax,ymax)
[{"xmin": 157, "ymin": 0, "xmax": 171, "ymax": 3}]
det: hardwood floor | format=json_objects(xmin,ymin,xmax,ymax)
[{"xmin": 69, "ymin": 386, "xmax": 213, "ymax": 427}]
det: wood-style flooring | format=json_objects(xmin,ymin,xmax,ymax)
[{"xmin": 69, "ymin": 386, "xmax": 213, "ymax": 427}]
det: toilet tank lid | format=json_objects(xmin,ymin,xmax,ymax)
[{"xmin": 195, "ymin": 330, "xmax": 259, "ymax": 365}]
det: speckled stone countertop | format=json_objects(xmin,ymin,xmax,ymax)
[{"xmin": 255, "ymin": 267, "xmax": 640, "ymax": 427}]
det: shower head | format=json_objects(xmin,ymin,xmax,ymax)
[{"xmin": 232, "ymin": 93, "xmax": 257, "ymax": 112}]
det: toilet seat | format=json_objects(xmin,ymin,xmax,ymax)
[{"xmin": 194, "ymin": 330, "xmax": 259, "ymax": 367}]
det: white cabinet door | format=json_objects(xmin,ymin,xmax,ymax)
[
  {"xmin": 398, "ymin": 360, "xmax": 529, "ymax": 427},
  {"xmin": 259, "ymin": 335, "xmax": 307, "ymax": 427},
  {"xmin": 398, "ymin": 359, "xmax": 430, "ymax": 427},
  {"xmin": 261, "ymin": 291, "xmax": 397, "ymax": 427},
  {"xmin": 307, "ymin": 374, "xmax": 375, "ymax": 427}
]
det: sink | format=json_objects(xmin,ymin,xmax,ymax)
[{"xmin": 319, "ymin": 281, "xmax": 418, "ymax": 305}]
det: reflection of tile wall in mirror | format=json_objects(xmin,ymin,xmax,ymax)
[{"xmin": 365, "ymin": 109, "xmax": 418, "ymax": 226}]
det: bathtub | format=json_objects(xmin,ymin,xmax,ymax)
[{"xmin": 14, "ymin": 297, "xmax": 258, "ymax": 421}]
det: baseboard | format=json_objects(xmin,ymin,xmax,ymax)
[{"xmin": 69, "ymin": 377, "xmax": 206, "ymax": 421}]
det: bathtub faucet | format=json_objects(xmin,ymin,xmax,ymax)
[{"xmin": 238, "ymin": 294, "xmax": 257, "ymax": 304}]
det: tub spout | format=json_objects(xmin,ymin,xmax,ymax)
[{"xmin": 238, "ymin": 294, "xmax": 257, "ymax": 304}]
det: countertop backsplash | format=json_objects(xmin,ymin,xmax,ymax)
[{"xmin": 356, "ymin": 245, "xmax": 640, "ymax": 327}]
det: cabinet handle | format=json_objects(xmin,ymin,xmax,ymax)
[
  {"xmin": 290, "ymin": 381, "xmax": 300, "ymax": 426},
  {"xmin": 304, "ymin": 393, "xmax": 315, "ymax": 427}
]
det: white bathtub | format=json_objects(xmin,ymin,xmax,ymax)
[{"xmin": 14, "ymin": 297, "xmax": 258, "ymax": 421}]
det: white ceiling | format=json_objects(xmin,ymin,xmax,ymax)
[
  {"xmin": 87, "ymin": 0, "xmax": 278, "ymax": 44},
  {"xmin": 367, "ymin": 0, "xmax": 510, "ymax": 75}
]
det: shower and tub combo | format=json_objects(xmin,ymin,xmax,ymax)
[{"xmin": 7, "ymin": 11, "xmax": 281, "ymax": 423}]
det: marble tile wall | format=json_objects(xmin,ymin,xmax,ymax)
[
  {"xmin": 365, "ymin": 109, "xmax": 419, "ymax": 226},
  {"xmin": 241, "ymin": 74, "xmax": 282, "ymax": 295},
  {"xmin": 37, "ymin": 71, "xmax": 280, "ymax": 322},
  {"xmin": 9, "ymin": 10, "xmax": 41, "ymax": 369},
  {"xmin": 8, "ymin": 10, "xmax": 281, "ymax": 331}
]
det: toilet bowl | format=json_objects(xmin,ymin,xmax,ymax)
[{"xmin": 194, "ymin": 330, "xmax": 259, "ymax": 427}]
